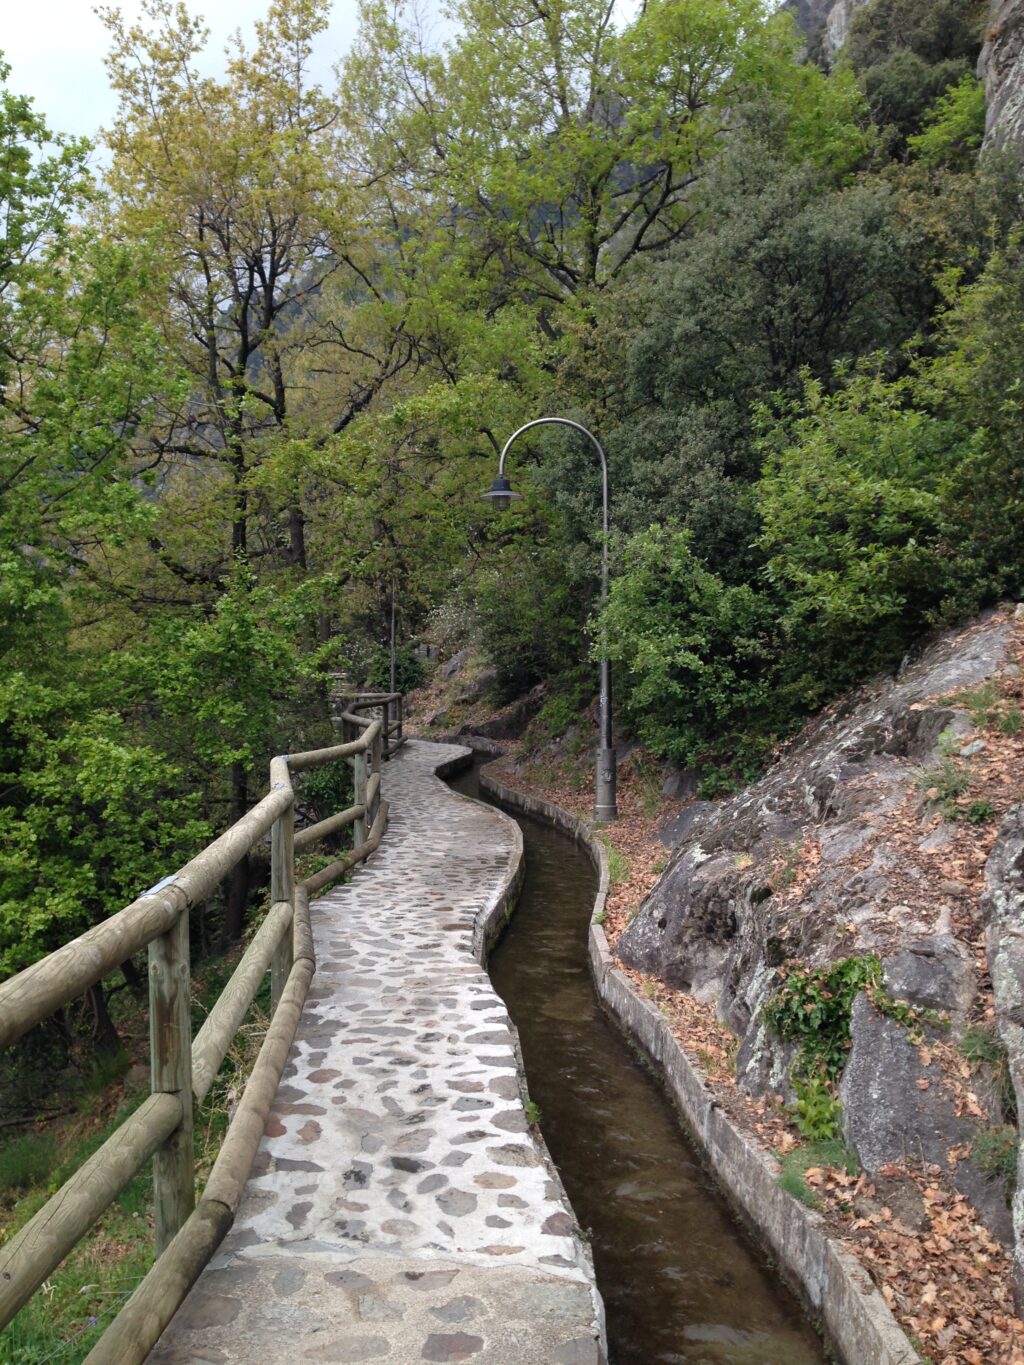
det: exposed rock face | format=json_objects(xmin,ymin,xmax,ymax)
[
  {"xmin": 783, "ymin": 0, "xmax": 872, "ymax": 64},
  {"xmin": 618, "ymin": 611, "xmax": 1017, "ymax": 1237},
  {"xmin": 982, "ymin": 804, "xmax": 1024, "ymax": 1293},
  {"xmin": 980, "ymin": 1, "xmax": 1024, "ymax": 155},
  {"xmin": 840, "ymin": 994, "xmax": 1012, "ymax": 1241}
]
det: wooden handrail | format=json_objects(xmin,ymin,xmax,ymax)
[{"xmin": 0, "ymin": 691, "xmax": 405, "ymax": 1357}]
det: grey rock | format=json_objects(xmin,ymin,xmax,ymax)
[
  {"xmin": 883, "ymin": 936, "xmax": 976, "ymax": 1023},
  {"xmin": 455, "ymin": 668, "xmax": 498, "ymax": 705},
  {"xmin": 982, "ymin": 803, "xmax": 1024, "ymax": 1293},
  {"xmin": 658, "ymin": 801, "xmax": 716, "ymax": 850},
  {"xmin": 661, "ymin": 765, "xmax": 699, "ymax": 801},
  {"xmin": 441, "ymin": 650, "xmax": 468, "ymax": 680},
  {"xmin": 840, "ymin": 995, "xmax": 1012, "ymax": 1243},
  {"xmin": 980, "ymin": 1, "xmax": 1024, "ymax": 158},
  {"xmin": 961, "ymin": 739, "xmax": 988, "ymax": 758},
  {"xmin": 783, "ymin": 0, "xmax": 872, "ymax": 64},
  {"xmin": 459, "ymin": 684, "xmax": 545, "ymax": 740}
]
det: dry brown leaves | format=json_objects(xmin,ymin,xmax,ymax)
[{"xmin": 834, "ymin": 1168, "xmax": 1024, "ymax": 1364}]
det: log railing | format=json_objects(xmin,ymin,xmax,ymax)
[
  {"xmin": 0, "ymin": 705, "xmax": 399, "ymax": 1363},
  {"xmin": 348, "ymin": 690, "xmax": 405, "ymax": 760}
]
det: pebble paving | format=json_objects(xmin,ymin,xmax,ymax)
[{"xmin": 152, "ymin": 740, "xmax": 604, "ymax": 1364}]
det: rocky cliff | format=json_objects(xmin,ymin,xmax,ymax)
[
  {"xmin": 619, "ymin": 609, "xmax": 1024, "ymax": 1280},
  {"xmin": 980, "ymin": 1, "xmax": 1024, "ymax": 154},
  {"xmin": 787, "ymin": 0, "xmax": 1024, "ymax": 157},
  {"xmin": 783, "ymin": 0, "xmax": 871, "ymax": 64}
]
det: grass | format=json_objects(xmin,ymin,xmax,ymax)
[
  {"xmin": 776, "ymin": 1138, "xmax": 858, "ymax": 1211},
  {"xmin": 599, "ymin": 834, "xmax": 631, "ymax": 886},
  {"xmin": 960, "ymin": 798, "xmax": 995, "ymax": 824},
  {"xmin": 0, "ymin": 1132, "xmax": 59, "ymax": 1191},
  {"xmin": 0, "ymin": 949, "xmax": 272, "ymax": 1361},
  {"xmin": 962, "ymin": 1024, "xmax": 1016, "ymax": 1123},
  {"xmin": 972, "ymin": 1124, "xmax": 1018, "ymax": 1187},
  {"xmin": 0, "ymin": 1093, "xmax": 156, "ymax": 1363}
]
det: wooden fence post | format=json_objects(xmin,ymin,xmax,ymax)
[
  {"xmin": 270, "ymin": 794, "xmax": 294, "ymax": 1014},
  {"xmin": 353, "ymin": 748, "xmax": 368, "ymax": 847},
  {"xmin": 149, "ymin": 910, "xmax": 195, "ymax": 1255},
  {"xmin": 371, "ymin": 724, "xmax": 383, "ymax": 824}
]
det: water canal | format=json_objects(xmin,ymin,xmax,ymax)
[{"xmin": 447, "ymin": 760, "xmax": 824, "ymax": 1365}]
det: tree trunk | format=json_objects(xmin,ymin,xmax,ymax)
[
  {"xmin": 288, "ymin": 505, "xmax": 307, "ymax": 570},
  {"xmin": 223, "ymin": 761, "xmax": 250, "ymax": 941}
]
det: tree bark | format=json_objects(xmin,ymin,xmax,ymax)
[{"xmin": 223, "ymin": 762, "xmax": 250, "ymax": 941}]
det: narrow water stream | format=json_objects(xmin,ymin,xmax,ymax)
[{"xmin": 448, "ymin": 761, "xmax": 824, "ymax": 1365}]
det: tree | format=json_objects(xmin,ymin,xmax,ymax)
[
  {"xmin": 342, "ymin": 0, "xmax": 867, "ymax": 315},
  {"xmin": 100, "ymin": 0, "xmax": 417, "ymax": 581}
]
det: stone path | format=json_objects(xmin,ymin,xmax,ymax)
[{"xmin": 152, "ymin": 740, "xmax": 605, "ymax": 1364}]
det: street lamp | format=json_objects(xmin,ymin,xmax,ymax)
[{"xmin": 481, "ymin": 417, "xmax": 617, "ymax": 821}]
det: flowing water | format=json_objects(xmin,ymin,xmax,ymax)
[{"xmin": 448, "ymin": 761, "xmax": 824, "ymax": 1365}]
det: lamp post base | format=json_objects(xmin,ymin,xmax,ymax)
[{"xmin": 594, "ymin": 747, "xmax": 617, "ymax": 822}]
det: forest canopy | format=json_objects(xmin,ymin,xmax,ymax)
[{"xmin": 1, "ymin": 0, "xmax": 1020, "ymax": 982}]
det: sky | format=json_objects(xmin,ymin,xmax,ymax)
[
  {"xmin": 2, "ymin": 1, "xmax": 363, "ymax": 141},
  {"xmin": 3, "ymin": 1, "xmax": 645, "ymax": 144}
]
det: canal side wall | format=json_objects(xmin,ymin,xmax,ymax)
[{"xmin": 477, "ymin": 765, "xmax": 920, "ymax": 1365}]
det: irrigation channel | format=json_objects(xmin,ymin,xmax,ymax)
[{"xmin": 447, "ymin": 759, "xmax": 824, "ymax": 1365}]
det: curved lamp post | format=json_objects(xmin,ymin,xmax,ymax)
[{"xmin": 481, "ymin": 417, "xmax": 617, "ymax": 821}]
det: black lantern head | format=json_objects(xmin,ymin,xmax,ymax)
[{"xmin": 480, "ymin": 473, "xmax": 523, "ymax": 512}]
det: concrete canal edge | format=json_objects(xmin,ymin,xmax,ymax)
[{"xmin": 476, "ymin": 762, "xmax": 921, "ymax": 1365}]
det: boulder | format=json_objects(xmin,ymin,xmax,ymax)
[
  {"xmin": 982, "ymin": 804, "xmax": 1024, "ymax": 1294},
  {"xmin": 840, "ymin": 994, "xmax": 1012, "ymax": 1244},
  {"xmin": 458, "ymin": 684, "xmax": 545, "ymax": 740},
  {"xmin": 661, "ymin": 765, "xmax": 699, "ymax": 801},
  {"xmin": 616, "ymin": 610, "xmax": 1018, "ymax": 1249},
  {"xmin": 658, "ymin": 801, "xmax": 716, "ymax": 850},
  {"xmin": 882, "ymin": 935, "xmax": 976, "ymax": 1026},
  {"xmin": 441, "ymin": 649, "xmax": 469, "ymax": 680}
]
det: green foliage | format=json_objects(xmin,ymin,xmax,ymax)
[
  {"xmin": 533, "ymin": 672, "xmax": 591, "ymax": 741},
  {"xmin": 777, "ymin": 1159, "xmax": 822, "ymax": 1208},
  {"xmin": 298, "ymin": 761, "xmax": 354, "ymax": 825},
  {"xmin": 791, "ymin": 1075, "xmax": 845, "ymax": 1142},
  {"xmin": 961, "ymin": 799, "xmax": 995, "ymax": 824},
  {"xmin": 766, "ymin": 955, "xmax": 949, "ymax": 1139},
  {"xmin": 972, "ymin": 1125, "xmax": 1018, "ymax": 1186},
  {"xmin": 365, "ymin": 645, "xmax": 424, "ymax": 695},
  {"xmin": 476, "ymin": 536, "xmax": 586, "ymax": 702},
  {"xmin": 599, "ymin": 836, "xmax": 631, "ymax": 886},
  {"xmin": 860, "ymin": 51, "xmax": 971, "ymax": 146},
  {"xmin": 777, "ymin": 1137, "xmax": 858, "ymax": 1207},
  {"xmin": 0, "ymin": 1130, "xmax": 58, "ymax": 1190},
  {"xmin": 0, "ymin": 1097, "xmax": 154, "ymax": 1362},
  {"xmin": 845, "ymin": 0, "xmax": 984, "ymax": 72},
  {"xmin": 909, "ymin": 74, "xmax": 986, "ymax": 169},
  {"xmin": 919, "ymin": 756, "xmax": 973, "ymax": 804},
  {"xmin": 756, "ymin": 366, "xmax": 964, "ymax": 702},
  {"xmin": 600, "ymin": 526, "xmax": 778, "ymax": 774},
  {"xmin": 764, "ymin": 955, "xmax": 882, "ymax": 1095},
  {"xmin": 0, "ymin": 682, "xmax": 210, "ymax": 977}
]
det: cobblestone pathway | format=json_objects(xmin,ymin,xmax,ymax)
[{"xmin": 152, "ymin": 741, "xmax": 604, "ymax": 1364}]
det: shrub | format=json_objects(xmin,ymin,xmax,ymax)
[{"xmin": 600, "ymin": 525, "xmax": 780, "ymax": 777}]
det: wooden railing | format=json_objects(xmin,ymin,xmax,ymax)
[
  {"xmin": 0, "ymin": 705, "xmax": 397, "ymax": 1363},
  {"xmin": 348, "ymin": 690, "xmax": 405, "ymax": 760}
]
